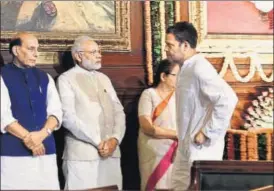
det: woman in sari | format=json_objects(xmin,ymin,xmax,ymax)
[{"xmin": 138, "ymin": 59, "xmax": 179, "ymax": 191}]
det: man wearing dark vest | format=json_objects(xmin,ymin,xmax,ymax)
[{"xmin": 0, "ymin": 32, "xmax": 62, "ymax": 189}]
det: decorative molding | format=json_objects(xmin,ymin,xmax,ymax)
[
  {"xmin": 36, "ymin": 52, "xmax": 59, "ymax": 65},
  {"xmin": 189, "ymin": 1, "xmax": 273, "ymax": 53},
  {"xmin": 202, "ymin": 52, "xmax": 273, "ymax": 83},
  {"xmin": 0, "ymin": 2, "xmax": 131, "ymax": 52}
]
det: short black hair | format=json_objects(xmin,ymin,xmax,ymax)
[
  {"xmin": 9, "ymin": 38, "xmax": 22, "ymax": 55},
  {"xmin": 153, "ymin": 59, "xmax": 178, "ymax": 87},
  {"xmin": 166, "ymin": 21, "xmax": 198, "ymax": 48}
]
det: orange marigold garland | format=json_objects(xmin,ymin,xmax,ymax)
[
  {"xmin": 144, "ymin": 1, "xmax": 153, "ymax": 85},
  {"xmin": 227, "ymin": 132, "xmax": 235, "ymax": 160}
]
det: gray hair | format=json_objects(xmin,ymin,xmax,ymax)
[{"xmin": 71, "ymin": 36, "xmax": 93, "ymax": 61}]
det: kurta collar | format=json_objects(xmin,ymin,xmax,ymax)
[
  {"xmin": 181, "ymin": 53, "xmax": 202, "ymax": 70},
  {"xmin": 11, "ymin": 62, "xmax": 34, "ymax": 73}
]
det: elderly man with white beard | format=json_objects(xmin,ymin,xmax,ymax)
[{"xmin": 56, "ymin": 36, "xmax": 126, "ymax": 190}]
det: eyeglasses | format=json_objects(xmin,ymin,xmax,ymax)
[{"xmin": 78, "ymin": 49, "xmax": 101, "ymax": 56}]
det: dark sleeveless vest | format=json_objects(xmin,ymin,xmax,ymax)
[{"xmin": 1, "ymin": 63, "xmax": 56, "ymax": 156}]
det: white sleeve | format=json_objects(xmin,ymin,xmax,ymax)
[
  {"xmin": 138, "ymin": 89, "xmax": 153, "ymax": 117},
  {"xmin": 56, "ymin": 74, "xmax": 100, "ymax": 147},
  {"xmin": 196, "ymin": 62, "xmax": 238, "ymax": 145},
  {"xmin": 106, "ymin": 78, "xmax": 126, "ymax": 144},
  {"xmin": 1, "ymin": 77, "xmax": 17, "ymax": 133},
  {"xmin": 46, "ymin": 74, "xmax": 63, "ymax": 130}
]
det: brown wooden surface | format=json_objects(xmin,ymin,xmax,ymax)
[
  {"xmin": 192, "ymin": 160, "xmax": 274, "ymax": 172},
  {"xmin": 180, "ymin": 1, "xmax": 189, "ymax": 22}
]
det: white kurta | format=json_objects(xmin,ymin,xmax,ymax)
[
  {"xmin": 0, "ymin": 74, "xmax": 63, "ymax": 190},
  {"xmin": 57, "ymin": 65, "xmax": 125, "ymax": 190},
  {"xmin": 172, "ymin": 54, "xmax": 238, "ymax": 190}
]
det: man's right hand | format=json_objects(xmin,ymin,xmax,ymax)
[
  {"xmin": 194, "ymin": 130, "xmax": 207, "ymax": 145},
  {"xmin": 23, "ymin": 131, "xmax": 47, "ymax": 150},
  {"xmin": 32, "ymin": 144, "xmax": 46, "ymax": 156},
  {"xmin": 98, "ymin": 140, "xmax": 108, "ymax": 158}
]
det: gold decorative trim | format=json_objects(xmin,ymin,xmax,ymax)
[
  {"xmin": 144, "ymin": 1, "xmax": 153, "ymax": 85},
  {"xmin": 189, "ymin": 1, "xmax": 273, "ymax": 53},
  {"xmin": 36, "ymin": 52, "xmax": 59, "ymax": 65},
  {"xmin": 0, "ymin": 2, "xmax": 131, "ymax": 52}
]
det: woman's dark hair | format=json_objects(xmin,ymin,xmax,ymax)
[
  {"xmin": 166, "ymin": 21, "xmax": 198, "ymax": 48},
  {"xmin": 153, "ymin": 59, "xmax": 178, "ymax": 87}
]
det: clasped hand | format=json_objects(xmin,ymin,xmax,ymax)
[
  {"xmin": 98, "ymin": 138, "xmax": 118, "ymax": 158},
  {"xmin": 23, "ymin": 131, "xmax": 47, "ymax": 156}
]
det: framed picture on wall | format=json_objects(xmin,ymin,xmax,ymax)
[
  {"xmin": 189, "ymin": 1, "xmax": 273, "ymax": 53},
  {"xmin": 0, "ymin": 1, "xmax": 131, "ymax": 52}
]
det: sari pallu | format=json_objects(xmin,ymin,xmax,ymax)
[{"xmin": 138, "ymin": 89, "xmax": 177, "ymax": 191}]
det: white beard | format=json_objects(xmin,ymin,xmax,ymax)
[{"xmin": 82, "ymin": 59, "xmax": 101, "ymax": 71}]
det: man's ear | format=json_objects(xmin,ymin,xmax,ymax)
[
  {"xmin": 184, "ymin": 41, "xmax": 191, "ymax": 49},
  {"xmin": 12, "ymin": 46, "xmax": 18, "ymax": 56},
  {"xmin": 180, "ymin": 41, "xmax": 189, "ymax": 52},
  {"xmin": 74, "ymin": 52, "xmax": 82, "ymax": 63}
]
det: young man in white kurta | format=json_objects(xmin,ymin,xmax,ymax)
[
  {"xmin": 165, "ymin": 22, "xmax": 238, "ymax": 190},
  {"xmin": 57, "ymin": 36, "xmax": 125, "ymax": 190}
]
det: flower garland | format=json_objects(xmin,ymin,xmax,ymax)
[
  {"xmin": 202, "ymin": 52, "xmax": 273, "ymax": 83},
  {"xmin": 226, "ymin": 129, "xmax": 248, "ymax": 160},
  {"xmin": 247, "ymin": 128, "xmax": 273, "ymax": 160},
  {"xmin": 144, "ymin": 1, "xmax": 177, "ymax": 85},
  {"xmin": 243, "ymin": 87, "xmax": 273, "ymax": 129},
  {"xmin": 144, "ymin": 1, "xmax": 153, "ymax": 85},
  {"xmin": 165, "ymin": 1, "xmax": 174, "ymax": 27},
  {"xmin": 227, "ymin": 133, "xmax": 235, "ymax": 160},
  {"xmin": 145, "ymin": 2, "xmax": 272, "ymax": 85},
  {"xmin": 150, "ymin": 1, "xmax": 161, "ymax": 72},
  {"xmin": 159, "ymin": 1, "xmax": 166, "ymax": 59},
  {"xmin": 266, "ymin": 133, "xmax": 272, "ymax": 160}
]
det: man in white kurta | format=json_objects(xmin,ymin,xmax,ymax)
[
  {"xmin": 1, "ymin": 32, "xmax": 62, "ymax": 190},
  {"xmin": 165, "ymin": 22, "xmax": 238, "ymax": 190},
  {"xmin": 57, "ymin": 36, "xmax": 125, "ymax": 190}
]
